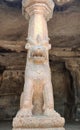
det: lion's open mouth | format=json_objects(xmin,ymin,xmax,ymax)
[{"xmin": 31, "ymin": 51, "xmax": 46, "ymax": 59}]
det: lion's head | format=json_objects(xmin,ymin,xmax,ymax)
[{"xmin": 26, "ymin": 43, "xmax": 51, "ymax": 64}]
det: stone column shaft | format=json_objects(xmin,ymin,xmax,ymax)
[
  {"xmin": 22, "ymin": 0, "xmax": 54, "ymax": 46},
  {"xmin": 28, "ymin": 14, "xmax": 48, "ymax": 42}
]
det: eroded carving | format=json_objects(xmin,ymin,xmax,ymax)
[{"xmin": 13, "ymin": 39, "xmax": 65, "ymax": 129}]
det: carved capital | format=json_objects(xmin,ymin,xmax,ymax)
[{"xmin": 22, "ymin": 0, "xmax": 55, "ymax": 21}]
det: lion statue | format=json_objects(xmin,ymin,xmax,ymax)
[{"xmin": 16, "ymin": 37, "xmax": 59, "ymax": 118}]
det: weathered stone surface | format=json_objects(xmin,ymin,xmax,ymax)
[
  {"xmin": 0, "ymin": 70, "xmax": 24, "ymax": 94},
  {"xmin": 0, "ymin": 70, "xmax": 24, "ymax": 120},
  {"xmin": 0, "ymin": 95, "xmax": 20, "ymax": 120},
  {"xmin": 13, "ymin": 116, "xmax": 65, "ymax": 128},
  {"xmin": 0, "ymin": 40, "xmax": 25, "ymax": 52},
  {"xmin": 12, "ymin": 128, "xmax": 65, "ymax": 130},
  {"xmin": 0, "ymin": 53, "xmax": 26, "ymax": 69}
]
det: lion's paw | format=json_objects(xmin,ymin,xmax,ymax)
[
  {"xmin": 44, "ymin": 109, "xmax": 60, "ymax": 117},
  {"xmin": 16, "ymin": 108, "xmax": 32, "ymax": 117}
]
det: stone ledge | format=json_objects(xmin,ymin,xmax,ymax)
[
  {"xmin": 13, "ymin": 115, "xmax": 65, "ymax": 128},
  {"xmin": 12, "ymin": 128, "xmax": 65, "ymax": 130}
]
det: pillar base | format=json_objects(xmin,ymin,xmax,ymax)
[
  {"xmin": 12, "ymin": 128, "xmax": 65, "ymax": 130},
  {"xmin": 13, "ymin": 115, "xmax": 65, "ymax": 129}
]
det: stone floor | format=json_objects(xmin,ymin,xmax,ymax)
[{"xmin": 0, "ymin": 121, "xmax": 80, "ymax": 130}]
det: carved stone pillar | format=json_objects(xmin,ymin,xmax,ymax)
[{"xmin": 12, "ymin": 0, "xmax": 65, "ymax": 130}]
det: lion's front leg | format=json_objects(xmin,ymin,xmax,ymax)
[
  {"xmin": 16, "ymin": 78, "xmax": 33, "ymax": 117},
  {"xmin": 43, "ymin": 80, "xmax": 55, "ymax": 116}
]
